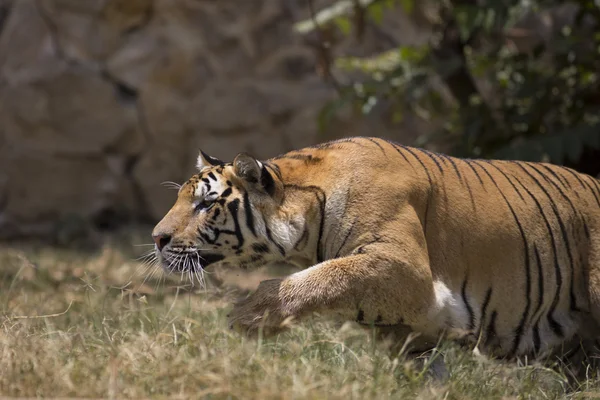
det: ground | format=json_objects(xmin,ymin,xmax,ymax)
[{"xmin": 0, "ymin": 228, "xmax": 598, "ymax": 399}]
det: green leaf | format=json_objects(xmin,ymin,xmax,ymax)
[
  {"xmin": 398, "ymin": 45, "xmax": 429, "ymax": 63},
  {"xmin": 482, "ymin": 8, "xmax": 496, "ymax": 33},
  {"xmin": 400, "ymin": 0, "xmax": 414, "ymax": 14},
  {"xmin": 453, "ymin": 5, "xmax": 483, "ymax": 42},
  {"xmin": 293, "ymin": 0, "xmax": 378, "ymax": 34},
  {"xmin": 392, "ymin": 108, "xmax": 404, "ymax": 123},
  {"xmin": 368, "ymin": 3, "xmax": 384, "ymax": 24},
  {"xmin": 334, "ymin": 16, "xmax": 352, "ymax": 35}
]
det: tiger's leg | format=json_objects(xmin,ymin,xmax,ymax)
[{"xmin": 228, "ymin": 242, "xmax": 452, "ymax": 338}]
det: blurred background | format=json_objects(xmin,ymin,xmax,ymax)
[{"xmin": 1, "ymin": 0, "xmax": 600, "ymax": 243}]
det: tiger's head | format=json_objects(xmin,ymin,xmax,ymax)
[{"xmin": 152, "ymin": 150, "xmax": 306, "ymax": 278}]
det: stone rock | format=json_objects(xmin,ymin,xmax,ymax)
[
  {"xmin": 0, "ymin": 150, "xmax": 134, "ymax": 238},
  {"xmin": 0, "ymin": 0, "xmax": 433, "ymax": 237},
  {"xmin": 2, "ymin": 69, "xmax": 140, "ymax": 155},
  {"xmin": 132, "ymin": 148, "xmax": 188, "ymax": 221},
  {"xmin": 38, "ymin": 0, "xmax": 153, "ymax": 64},
  {"xmin": 105, "ymin": 24, "xmax": 165, "ymax": 89},
  {"xmin": 132, "ymin": 82, "xmax": 199, "ymax": 220},
  {"xmin": 0, "ymin": 0, "xmax": 68, "ymax": 85},
  {"xmin": 256, "ymin": 45, "xmax": 316, "ymax": 80}
]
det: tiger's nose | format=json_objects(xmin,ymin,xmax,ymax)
[{"xmin": 152, "ymin": 233, "xmax": 172, "ymax": 251}]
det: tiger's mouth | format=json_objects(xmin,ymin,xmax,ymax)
[{"xmin": 158, "ymin": 250, "xmax": 225, "ymax": 273}]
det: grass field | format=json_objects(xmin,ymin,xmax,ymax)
[{"xmin": 1, "ymin": 228, "xmax": 599, "ymax": 399}]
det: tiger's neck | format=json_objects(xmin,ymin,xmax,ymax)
[{"xmin": 266, "ymin": 159, "xmax": 332, "ymax": 268}]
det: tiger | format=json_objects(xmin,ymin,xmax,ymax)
[{"xmin": 151, "ymin": 136, "xmax": 600, "ymax": 360}]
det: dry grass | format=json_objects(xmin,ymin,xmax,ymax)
[{"xmin": 0, "ymin": 228, "xmax": 599, "ymax": 399}]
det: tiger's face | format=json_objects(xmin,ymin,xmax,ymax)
[{"xmin": 152, "ymin": 151, "xmax": 286, "ymax": 276}]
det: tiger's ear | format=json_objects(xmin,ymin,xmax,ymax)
[
  {"xmin": 233, "ymin": 153, "xmax": 261, "ymax": 183},
  {"xmin": 233, "ymin": 153, "xmax": 276, "ymax": 196},
  {"xmin": 196, "ymin": 150, "xmax": 224, "ymax": 170}
]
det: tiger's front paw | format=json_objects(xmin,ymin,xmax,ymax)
[{"xmin": 227, "ymin": 279, "xmax": 294, "ymax": 335}]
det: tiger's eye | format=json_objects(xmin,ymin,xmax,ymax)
[{"xmin": 195, "ymin": 199, "xmax": 215, "ymax": 212}]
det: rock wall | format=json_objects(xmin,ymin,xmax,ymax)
[{"xmin": 0, "ymin": 0, "xmax": 431, "ymax": 238}]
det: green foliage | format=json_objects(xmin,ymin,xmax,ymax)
[{"xmin": 297, "ymin": 0, "xmax": 600, "ymax": 166}]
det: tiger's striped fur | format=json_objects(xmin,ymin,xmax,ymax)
[{"xmin": 152, "ymin": 137, "xmax": 600, "ymax": 359}]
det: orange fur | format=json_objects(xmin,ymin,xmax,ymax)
[{"xmin": 153, "ymin": 137, "xmax": 600, "ymax": 359}]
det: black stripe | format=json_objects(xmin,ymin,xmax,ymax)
[
  {"xmin": 461, "ymin": 278, "xmax": 475, "ymax": 331},
  {"xmin": 515, "ymin": 163, "xmax": 579, "ymax": 312},
  {"xmin": 479, "ymin": 288, "xmax": 493, "ymax": 338},
  {"xmin": 486, "ymin": 310, "xmax": 498, "ymax": 346},
  {"xmin": 335, "ymin": 220, "xmax": 356, "ymax": 258},
  {"xmin": 283, "ymin": 184, "xmax": 327, "ymax": 262},
  {"xmin": 561, "ymin": 167, "xmax": 600, "ymax": 207},
  {"xmin": 252, "ymin": 243, "xmax": 270, "ymax": 253},
  {"xmin": 464, "ymin": 172, "xmax": 477, "ymax": 212},
  {"xmin": 265, "ymin": 224, "xmax": 285, "ymax": 255},
  {"xmin": 531, "ymin": 244, "xmax": 545, "ymax": 331},
  {"xmin": 525, "ymin": 163, "xmax": 581, "ymax": 312},
  {"xmin": 439, "ymin": 154, "xmax": 463, "ymax": 182},
  {"xmin": 533, "ymin": 325, "xmax": 541, "ymax": 354},
  {"xmin": 293, "ymin": 224, "xmax": 309, "ymax": 251},
  {"xmin": 471, "ymin": 161, "xmax": 500, "ymax": 188},
  {"xmin": 473, "ymin": 161, "xmax": 532, "ymax": 354},
  {"xmin": 539, "ymin": 164, "xmax": 572, "ymax": 190},
  {"xmin": 261, "ymin": 165, "xmax": 276, "ymax": 196},
  {"xmin": 352, "ymin": 234, "xmax": 384, "ymax": 255},
  {"xmin": 208, "ymin": 172, "xmax": 216, "ymax": 180},
  {"xmin": 243, "ymin": 192, "xmax": 257, "ymax": 237},
  {"xmin": 584, "ymin": 219, "xmax": 590, "ymax": 240},
  {"xmin": 560, "ymin": 166, "xmax": 588, "ymax": 189},
  {"xmin": 527, "ymin": 163, "xmax": 579, "ymax": 216},
  {"xmin": 200, "ymin": 150, "xmax": 224, "ymax": 166},
  {"xmin": 401, "ymin": 146, "xmax": 433, "ymax": 186},
  {"xmin": 364, "ymin": 137, "xmax": 387, "ymax": 155},
  {"xmin": 464, "ymin": 159, "xmax": 485, "ymax": 186},
  {"xmin": 511, "ymin": 176, "xmax": 564, "ymax": 337},
  {"xmin": 420, "ymin": 149, "xmax": 444, "ymax": 175},
  {"xmin": 308, "ymin": 138, "xmax": 365, "ymax": 149},
  {"xmin": 221, "ymin": 187, "xmax": 233, "ymax": 198},
  {"xmin": 381, "ymin": 139, "xmax": 415, "ymax": 169},
  {"xmin": 483, "ymin": 161, "xmax": 525, "ymax": 202},
  {"xmin": 398, "ymin": 146, "xmax": 433, "ymax": 233},
  {"xmin": 197, "ymin": 228, "xmax": 212, "ymax": 244},
  {"xmin": 226, "ymin": 199, "xmax": 244, "ymax": 250},
  {"xmin": 434, "ymin": 152, "xmax": 449, "ymax": 166},
  {"xmin": 325, "ymin": 185, "xmax": 351, "ymax": 248},
  {"xmin": 265, "ymin": 162, "xmax": 283, "ymax": 181},
  {"xmin": 479, "ymin": 288, "xmax": 492, "ymax": 329},
  {"xmin": 317, "ymin": 191, "xmax": 327, "ymax": 262},
  {"xmin": 587, "ymin": 176, "xmax": 600, "ymax": 203}
]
